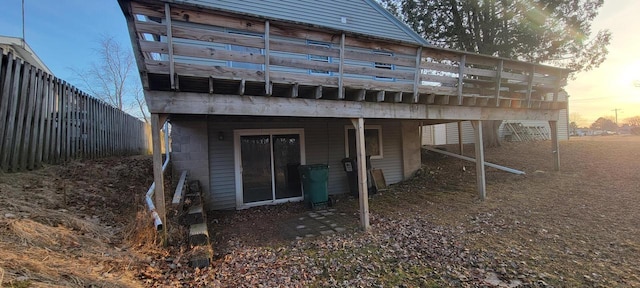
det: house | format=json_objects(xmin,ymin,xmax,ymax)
[
  {"xmin": 0, "ymin": 35, "xmax": 53, "ymax": 75},
  {"xmin": 118, "ymin": 0, "xmax": 570, "ymax": 230}
]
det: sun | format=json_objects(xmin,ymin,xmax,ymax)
[{"xmin": 618, "ymin": 60, "xmax": 640, "ymax": 89}]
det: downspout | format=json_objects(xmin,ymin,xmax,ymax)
[{"xmin": 145, "ymin": 121, "xmax": 170, "ymax": 231}]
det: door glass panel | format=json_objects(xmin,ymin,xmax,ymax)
[
  {"xmin": 272, "ymin": 134, "xmax": 302, "ymax": 199},
  {"xmin": 241, "ymin": 135, "xmax": 272, "ymax": 203}
]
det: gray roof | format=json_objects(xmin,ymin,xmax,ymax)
[
  {"xmin": 168, "ymin": 0, "xmax": 429, "ymax": 45},
  {"xmin": 0, "ymin": 36, "xmax": 53, "ymax": 75}
]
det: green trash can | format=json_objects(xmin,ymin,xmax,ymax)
[{"xmin": 298, "ymin": 164, "xmax": 329, "ymax": 209}]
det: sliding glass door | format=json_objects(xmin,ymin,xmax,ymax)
[{"xmin": 235, "ymin": 129, "xmax": 305, "ymax": 207}]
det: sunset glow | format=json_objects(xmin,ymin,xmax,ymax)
[{"xmin": 565, "ymin": 0, "xmax": 640, "ymax": 127}]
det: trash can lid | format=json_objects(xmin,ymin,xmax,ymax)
[{"xmin": 299, "ymin": 164, "xmax": 329, "ymax": 170}]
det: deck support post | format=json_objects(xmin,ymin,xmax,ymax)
[
  {"xmin": 472, "ymin": 120, "xmax": 486, "ymax": 200},
  {"xmin": 351, "ymin": 117, "xmax": 370, "ymax": 231},
  {"xmin": 458, "ymin": 121, "xmax": 464, "ymax": 155},
  {"xmin": 151, "ymin": 113, "xmax": 167, "ymax": 242},
  {"xmin": 549, "ymin": 120, "xmax": 560, "ymax": 171}
]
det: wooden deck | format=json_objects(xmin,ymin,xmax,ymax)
[{"xmin": 121, "ymin": 0, "xmax": 569, "ymax": 114}]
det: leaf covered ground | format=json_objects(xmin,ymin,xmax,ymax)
[{"xmin": 1, "ymin": 136, "xmax": 639, "ymax": 287}]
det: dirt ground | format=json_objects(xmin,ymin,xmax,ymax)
[
  {"xmin": 0, "ymin": 156, "xmax": 166, "ymax": 287},
  {"xmin": 1, "ymin": 135, "xmax": 639, "ymax": 287}
]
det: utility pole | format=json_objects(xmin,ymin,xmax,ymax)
[
  {"xmin": 612, "ymin": 108, "xmax": 623, "ymax": 125},
  {"xmin": 21, "ymin": 0, "xmax": 26, "ymax": 48}
]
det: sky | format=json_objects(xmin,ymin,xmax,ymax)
[{"xmin": 0, "ymin": 0, "xmax": 638, "ymax": 127}]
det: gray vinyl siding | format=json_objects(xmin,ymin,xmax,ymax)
[
  {"xmin": 369, "ymin": 120, "xmax": 403, "ymax": 184},
  {"xmin": 445, "ymin": 121, "xmax": 474, "ymax": 144},
  {"xmin": 421, "ymin": 126, "xmax": 433, "ymax": 145},
  {"xmin": 174, "ymin": 0, "xmax": 426, "ymax": 45},
  {"xmin": 558, "ymin": 109, "xmax": 568, "ymax": 140},
  {"xmin": 207, "ymin": 123, "xmax": 236, "ymax": 210},
  {"xmin": 206, "ymin": 118, "xmax": 405, "ymax": 210}
]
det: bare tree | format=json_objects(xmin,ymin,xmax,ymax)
[
  {"xmin": 133, "ymin": 88, "xmax": 149, "ymax": 123},
  {"xmin": 625, "ymin": 116, "xmax": 640, "ymax": 127},
  {"xmin": 570, "ymin": 112, "xmax": 586, "ymax": 128},
  {"xmin": 73, "ymin": 35, "xmax": 148, "ymax": 122}
]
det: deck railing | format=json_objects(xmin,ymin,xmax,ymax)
[{"xmin": 124, "ymin": 1, "xmax": 569, "ymax": 110}]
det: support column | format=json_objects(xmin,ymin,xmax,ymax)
[
  {"xmin": 457, "ymin": 121, "xmax": 464, "ymax": 156},
  {"xmin": 351, "ymin": 118, "xmax": 370, "ymax": 231},
  {"xmin": 549, "ymin": 120, "xmax": 560, "ymax": 171},
  {"xmin": 472, "ymin": 120, "xmax": 486, "ymax": 200},
  {"xmin": 151, "ymin": 114, "xmax": 167, "ymax": 241},
  {"xmin": 401, "ymin": 121, "xmax": 421, "ymax": 180}
]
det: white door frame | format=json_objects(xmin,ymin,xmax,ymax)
[{"xmin": 233, "ymin": 128, "xmax": 306, "ymax": 209}]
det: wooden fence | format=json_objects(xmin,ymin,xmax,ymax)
[{"xmin": 0, "ymin": 48, "xmax": 151, "ymax": 173}]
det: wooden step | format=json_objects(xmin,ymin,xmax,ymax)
[
  {"xmin": 188, "ymin": 180, "xmax": 201, "ymax": 194},
  {"xmin": 185, "ymin": 204, "xmax": 204, "ymax": 225},
  {"xmin": 189, "ymin": 222, "xmax": 210, "ymax": 246},
  {"xmin": 184, "ymin": 192, "xmax": 202, "ymax": 208},
  {"xmin": 188, "ymin": 245, "xmax": 212, "ymax": 268}
]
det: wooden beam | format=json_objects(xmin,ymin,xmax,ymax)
[
  {"xmin": 391, "ymin": 91, "xmax": 402, "ymax": 103},
  {"xmin": 151, "ymin": 113, "xmax": 167, "ymax": 242},
  {"xmin": 457, "ymin": 54, "xmax": 466, "ymax": 105},
  {"xmin": 472, "ymin": 120, "xmax": 486, "ymax": 200},
  {"xmin": 290, "ymin": 83, "xmax": 299, "ymax": 98},
  {"xmin": 314, "ymin": 85, "xmax": 322, "ymax": 99},
  {"xmin": 238, "ymin": 79, "xmax": 245, "ymax": 96},
  {"xmin": 164, "ymin": 3, "xmax": 175, "ymax": 90},
  {"xmin": 463, "ymin": 96, "xmax": 476, "ymax": 106},
  {"xmin": 355, "ymin": 89, "xmax": 366, "ymax": 102},
  {"xmin": 494, "ymin": 59, "xmax": 503, "ymax": 107},
  {"xmin": 413, "ymin": 46, "xmax": 422, "ymax": 103},
  {"xmin": 457, "ymin": 121, "xmax": 464, "ymax": 155},
  {"xmin": 121, "ymin": 2, "xmax": 150, "ymax": 89},
  {"xmin": 434, "ymin": 95, "xmax": 449, "ymax": 105},
  {"xmin": 376, "ymin": 90, "xmax": 385, "ymax": 102},
  {"xmin": 145, "ymin": 90, "xmax": 561, "ymax": 120},
  {"xmin": 426, "ymin": 94, "xmax": 436, "ymax": 104},
  {"xmin": 264, "ymin": 20, "xmax": 271, "ymax": 96},
  {"xmin": 526, "ymin": 66, "xmax": 535, "ymax": 108},
  {"xmin": 338, "ymin": 33, "xmax": 345, "ymax": 99},
  {"xmin": 351, "ymin": 117, "xmax": 370, "ymax": 231},
  {"xmin": 208, "ymin": 76, "xmax": 214, "ymax": 94},
  {"xmin": 549, "ymin": 120, "xmax": 560, "ymax": 171}
]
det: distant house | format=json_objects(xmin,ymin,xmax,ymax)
[
  {"xmin": 618, "ymin": 125, "xmax": 632, "ymax": 135},
  {"xmin": 0, "ymin": 36, "xmax": 52, "ymax": 75},
  {"xmin": 119, "ymin": 0, "xmax": 570, "ymax": 230}
]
